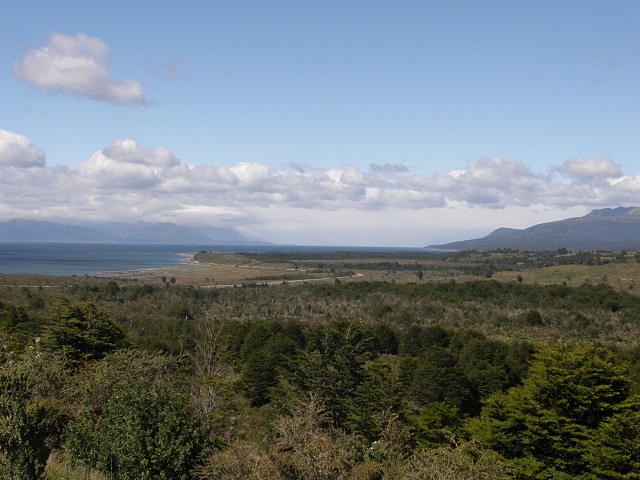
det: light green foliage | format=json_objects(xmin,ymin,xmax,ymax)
[
  {"xmin": 0, "ymin": 345, "xmax": 71, "ymax": 479},
  {"xmin": 66, "ymin": 385, "xmax": 206, "ymax": 480},
  {"xmin": 585, "ymin": 404, "xmax": 640, "ymax": 479},
  {"xmin": 471, "ymin": 343, "xmax": 637, "ymax": 479},
  {"xmin": 44, "ymin": 450, "xmax": 109, "ymax": 480},
  {"xmin": 0, "ymin": 396, "xmax": 67, "ymax": 479},
  {"xmin": 195, "ymin": 395, "xmax": 363, "ymax": 480},
  {"xmin": 414, "ymin": 402, "xmax": 465, "ymax": 448},
  {"xmin": 64, "ymin": 348, "xmax": 206, "ymax": 479},
  {"xmin": 382, "ymin": 441, "xmax": 512, "ymax": 480},
  {"xmin": 65, "ymin": 348, "xmax": 181, "ymax": 415},
  {"xmin": 189, "ymin": 321, "xmax": 239, "ymax": 427}
]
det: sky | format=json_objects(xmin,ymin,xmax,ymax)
[{"xmin": 1, "ymin": 0, "xmax": 639, "ymax": 247}]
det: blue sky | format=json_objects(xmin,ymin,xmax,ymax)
[{"xmin": 1, "ymin": 0, "xmax": 639, "ymax": 246}]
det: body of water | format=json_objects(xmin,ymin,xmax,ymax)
[{"xmin": 0, "ymin": 242, "xmax": 432, "ymax": 276}]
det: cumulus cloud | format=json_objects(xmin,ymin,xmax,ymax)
[
  {"xmin": 0, "ymin": 136, "xmax": 639, "ymax": 244},
  {"xmin": 12, "ymin": 33, "xmax": 150, "ymax": 105},
  {"xmin": 102, "ymin": 139, "xmax": 180, "ymax": 167},
  {"xmin": 561, "ymin": 158, "xmax": 622, "ymax": 182},
  {"xmin": 0, "ymin": 130, "xmax": 46, "ymax": 167}
]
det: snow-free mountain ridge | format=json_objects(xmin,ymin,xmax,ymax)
[
  {"xmin": 0, "ymin": 219, "xmax": 262, "ymax": 244},
  {"xmin": 428, "ymin": 207, "xmax": 640, "ymax": 251}
]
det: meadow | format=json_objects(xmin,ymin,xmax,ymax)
[{"xmin": 2, "ymin": 248, "xmax": 640, "ymax": 479}]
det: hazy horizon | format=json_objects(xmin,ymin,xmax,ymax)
[{"xmin": 2, "ymin": 1, "xmax": 638, "ymax": 247}]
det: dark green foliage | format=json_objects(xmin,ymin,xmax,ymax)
[
  {"xmin": 410, "ymin": 347, "xmax": 477, "ymax": 413},
  {"xmin": 240, "ymin": 332, "xmax": 298, "ymax": 406},
  {"xmin": 3, "ymin": 254, "xmax": 640, "ymax": 477},
  {"xmin": 457, "ymin": 338, "xmax": 511, "ymax": 398},
  {"xmin": 239, "ymin": 322, "xmax": 273, "ymax": 363},
  {"xmin": 398, "ymin": 324, "xmax": 450, "ymax": 356},
  {"xmin": 281, "ymin": 321, "xmax": 370, "ymax": 426},
  {"xmin": 217, "ymin": 320, "xmax": 251, "ymax": 361},
  {"xmin": 1, "ymin": 305, "xmax": 28, "ymax": 332},
  {"xmin": 503, "ymin": 341, "xmax": 536, "ymax": 383},
  {"xmin": 344, "ymin": 361, "xmax": 403, "ymax": 440},
  {"xmin": 522, "ymin": 309, "xmax": 544, "ymax": 326},
  {"xmin": 0, "ymin": 305, "xmax": 34, "ymax": 349},
  {"xmin": 103, "ymin": 280, "xmax": 120, "ymax": 297},
  {"xmin": 370, "ymin": 322, "xmax": 399, "ymax": 355},
  {"xmin": 42, "ymin": 298, "xmax": 127, "ymax": 365}
]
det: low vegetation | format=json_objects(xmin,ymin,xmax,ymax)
[{"xmin": 1, "ymin": 248, "xmax": 640, "ymax": 478}]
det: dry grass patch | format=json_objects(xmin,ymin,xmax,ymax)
[{"xmin": 494, "ymin": 262, "xmax": 640, "ymax": 294}]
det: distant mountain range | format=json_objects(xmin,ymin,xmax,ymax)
[
  {"xmin": 0, "ymin": 219, "xmax": 264, "ymax": 245},
  {"xmin": 427, "ymin": 207, "xmax": 640, "ymax": 251}
]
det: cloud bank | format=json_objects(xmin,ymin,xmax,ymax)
[
  {"xmin": 1, "ymin": 132, "xmax": 638, "ymax": 245},
  {"xmin": 0, "ymin": 130, "xmax": 46, "ymax": 167},
  {"xmin": 12, "ymin": 33, "xmax": 150, "ymax": 105}
]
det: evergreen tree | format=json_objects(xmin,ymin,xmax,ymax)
[
  {"xmin": 281, "ymin": 321, "xmax": 370, "ymax": 426},
  {"xmin": 471, "ymin": 344, "xmax": 635, "ymax": 478},
  {"xmin": 42, "ymin": 298, "xmax": 127, "ymax": 366},
  {"xmin": 345, "ymin": 361, "xmax": 403, "ymax": 440}
]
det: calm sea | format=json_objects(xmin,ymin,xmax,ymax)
[{"xmin": 0, "ymin": 242, "xmax": 430, "ymax": 277}]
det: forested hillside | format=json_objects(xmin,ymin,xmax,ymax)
[{"xmin": 2, "ymin": 249, "xmax": 640, "ymax": 478}]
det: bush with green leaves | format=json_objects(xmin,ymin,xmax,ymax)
[
  {"xmin": 470, "ymin": 343, "xmax": 640, "ymax": 479},
  {"xmin": 0, "ymin": 396, "xmax": 68, "ymax": 479},
  {"xmin": 65, "ymin": 384, "xmax": 207, "ymax": 480}
]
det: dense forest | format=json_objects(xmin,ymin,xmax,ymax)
[{"xmin": 2, "ymin": 249, "xmax": 640, "ymax": 479}]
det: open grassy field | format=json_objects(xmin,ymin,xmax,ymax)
[
  {"xmin": 112, "ymin": 249, "xmax": 640, "ymax": 294},
  {"xmin": 493, "ymin": 261, "xmax": 640, "ymax": 293},
  {"xmin": 3, "ymin": 249, "xmax": 638, "ymax": 297}
]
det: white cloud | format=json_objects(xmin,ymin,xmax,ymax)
[
  {"xmin": 0, "ymin": 130, "xmax": 46, "ymax": 167},
  {"xmin": 102, "ymin": 138, "xmax": 180, "ymax": 167},
  {"xmin": 77, "ymin": 152, "xmax": 161, "ymax": 190},
  {"xmin": 12, "ymin": 33, "xmax": 150, "ymax": 106},
  {"xmin": 561, "ymin": 158, "xmax": 622, "ymax": 182},
  {"xmin": 228, "ymin": 162, "xmax": 274, "ymax": 185},
  {"xmin": 0, "ymin": 136, "xmax": 639, "ymax": 245}
]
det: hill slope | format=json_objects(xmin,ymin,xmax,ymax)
[
  {"xmin": 427, "ymin": 207, "xmax": 640, "ymax": 251},
  {"xmin": 0, "ymin": 219, "xmax": 262, "ymax": 244}
]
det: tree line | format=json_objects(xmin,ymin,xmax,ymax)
[{"xmin": 2, "ymin": 273, "xmax": 640, "ymax": 478}]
